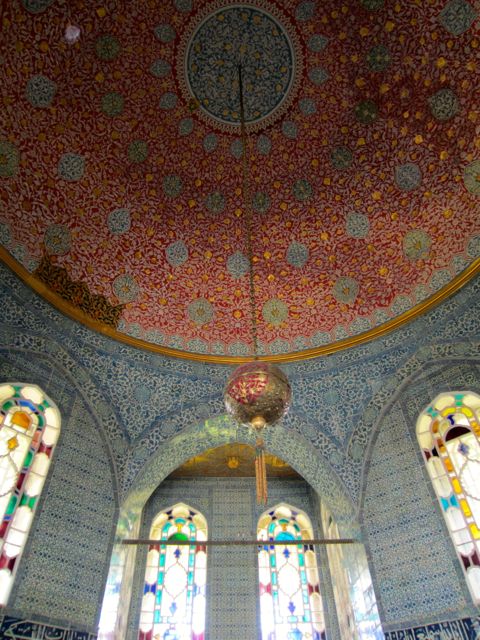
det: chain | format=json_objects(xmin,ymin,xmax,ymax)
[{"xmin": 238, "ymin": 66, "xmax": 259, "ymax": 360}]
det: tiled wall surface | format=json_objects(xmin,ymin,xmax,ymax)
[
  {"xmin": 0, "ymin": 349, "xmax": 118, "ymax": 632},
  {"xmin": 126, "ymin": 477, "xmax": 318, "ymax": 640},
  {"xmin": 362, "ymin": 364, "xmax": 480, "ymax": 629}
]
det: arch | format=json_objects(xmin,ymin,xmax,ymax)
[
  {"xmin": 257, "ymin": 502, "xmax": 325, "ymax": 640},
  {"xmin": 138, "ymin": 502, "xmax": 207, "ymax": 640},
  {"xmin": 416, "ymin": 391, "xmax": 480, "ymax": 604},
  {"xmin": 0, "ymin": 382, "xmax": 60, "ymax": 605}
]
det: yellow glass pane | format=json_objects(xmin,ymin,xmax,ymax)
[
  {"xmin": 444, "ymin": 458, "xmax": 453, "ymax": 473},
  {"xmin": 469, "ymin": 523, "xmax": 480, "ymax": 540},
  {"xmin": 452, "ymin": 478, "xmax": 462, "ymax": 493},
  {"xmin": 460, "ymin": 499, "xmax": 472, "ymax": 518},
  {"xmin": 438, "ymin": 443, "xmax": 446, "ymax": 454},
  {"xmin": 432, "ymin": 420, "xmax": 439, "ymax": 433},
  {"xmin": 441, "ymin": 407, "xmax": 455, "ymax": 417},
  {"xmin": 11, "ymin": 411, "xmax": 30, "ymax": 430},
  {"xmin": 462, "ymin": 407, "xmax": 473, "ymax": 418}
]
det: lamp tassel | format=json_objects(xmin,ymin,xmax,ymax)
[{"xmin": 255, "ymin": 437, "xmax": 268, "ymax": 505}]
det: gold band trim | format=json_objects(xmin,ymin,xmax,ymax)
[{"xmin": 1, "ymin": 246, "xmax": 479, "ymax": 364}]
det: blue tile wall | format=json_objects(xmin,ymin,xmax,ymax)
[
  {"xmin": 125, "ymin": 477, "xmax": 319, "ymax": 640},
  {"xmin": 1, "ymin": 262, "xmax": 480, "ymax": 635}
]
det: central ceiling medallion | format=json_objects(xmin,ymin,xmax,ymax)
[{"xmin": 177, "ymin": 1, "xmax": 303, "ymax": 133}]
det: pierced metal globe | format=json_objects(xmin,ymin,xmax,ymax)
[{"xmin": 224, "ymin": 361, "xmax": 292, "ymax": 430}]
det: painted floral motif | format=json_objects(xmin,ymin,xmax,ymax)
[
  {"xmin": 166, "ymin": 240, "xmax": 188, "ymax": 267},
  {"xmin": 108, "ymin": 209, "xmax": 131, "ymax": 235},
  {"xmin": 174, "ymin": 0, "xmax": 192, "ymax": 12},
  {"xmin": 230, "ymin": 139, "xmax": 243, "ymax": 159},
  {"xmin": 159, "ymin": 92, "xmax": 177, "ymax": 110},
  {"xmin": 299, "ymin": 98, "xmax": 316, "ymax": 115},
  {"xmin": 162, "ymin": 175, "xmax": 183, "ymax": 198},
  {"xmin": 262, "ymin": 298, "xmax": 288, "ymax": 326},
  {"xmin": 0, "ymin": 222, "xmax": 11, "ymax": 245},
  {"xmin": 227, "ymin": 252, "xmax": 250, "ymax": 279},
  {"xmin": 308, "ymin": 67, "xmax": 329, "ymax": 86},
  {"xmin": 252, "ymin": 192, "xmax": 271, "ymax": 213},
  {"xmin": 150, "ymin": 59, "xmax": 171, "ymax": 78},
  {"xmin": 296, "ymin": 1, "xmax": 316, "ymax": 21},
  {"xmin": 203, "ymin": 133, "xmax": 218, "ymax": 153},
  {"xmin": 256, "ymin": 135, "xmax": 271, "ymax": 156},
  {"xmin": 95, "ymin": 35, "xmax": 120, "ymax": 61},
  {"xmin": 395, "ymin": 163, "xmax": 422, "ymax": 191},
  {"xmin": 439, "ymin": 0, "xmax": 477, "ymax": 36},
  {"xmin": 428, "ymin": 88, "xmax": 459, "ymax": 121},
  {"xmin": 57, "ymin": 153, "xmax": 84, "ymax": 181},
  {"xmin": 331, "ymin": 146, "xmax": 353, "ymax": 170},
  {"xmin": 307, "ymin": 34, "xmax": 328, "ymax": 52},
  {"xmin": 361, "ymin": 0, "xmax": 384, "ymax": 10},
  {"xmin": 282, "ymin": 121, "xmax": 298, "ymax": 139},
  {"xmin": 128, "ymin": 140, "xmax": 148, "ymax": 163},
  {"xmin": 187, "ymin": 298, "xmax": 214, "ymax": 325},
  {"xmin": 333, "ymin": 277, "xmax": 359, "ymax": 304},
  {"xmin": 25, "ymin": 75, "xmax": 56, "ymax": 108},
  {"xmin": 154, "ymin": 24, "xmax": 176, "ymax": 43},
  {"xmin": 403, "ymin": 230, "xmax": 432, "ymax": 261},
  {"xmin": 367, "ymin": 44, "xmax": 391, "ymax": 71},
  {"xmin": 0, "ymin": 141, "xmax": 19, "ymax": 178},
  {"xmin": 462, "ymin": 160, "xmax": 480, "ymax": 195},
  {"xmin": 178, "ymin": 118, "xmax": 193, "ymax": 136},
  {"xmin": 467, "ymin": 235, "xmax": 480, "ymax": 258},
  {"xmin": 355, "ymin": 100, "xmax": 378, "ymax": 124},
  {"xmin": 21, "ymin": 0, "xmax": 54, "ymax": 13},
  {"xmin": 185, "ymin": 6, "xmax": 296, "ymax": 126},
  {"xmin": 345, "ymin": 213, "xmax": 369, "ymax": 239},
  {"xmin": 293, "ymin": 179, "xmax": 313, "ymax": 202},
  {"xmin": 204, "ymin": 191, "xmax": 225, "ymax": 214},
  {"xmin": 286, "ymin": 242, "xmax": 309, "ymax": 268},
  {"xmin": 101, "ymin": 92, "xmax": 124, "ymax": 117},
  {"xmin": 113, "ymin": 274, "xmax": 139, "ymax": 303},
  {"xmin": 44, "ymin": 224, "xmax": 71, "ymax": 255}
]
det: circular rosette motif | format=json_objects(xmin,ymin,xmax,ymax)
[
  {"xmin": 178, "ymin": 2, "xmax": 303, "ymax": 133},
  {"xmin": 0, "ymin": 141, "xmax": 19, "ymax": 178},
  {"xmin": 224, "ymin": 361, "xmax": 292, "ymax": 429}
]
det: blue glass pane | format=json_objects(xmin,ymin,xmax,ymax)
[{"xmin": 276, "ymin": 531, "xmax": 295, "ymax": 541}]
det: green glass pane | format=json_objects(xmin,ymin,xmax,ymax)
[
  {"xmin": 188, "ymin": 572, "xmax": 194, "ymax": 586},
  {"xmin": 37, "ymin": 415, "xmax": 44, "ymax": 427},
  {"xmin": 2, "ymin": 400, "xmax": 14, "ymax": 410},
  {"xmin": 6, "ymin": 495, "xmax": 17, "ymax": 516},
  {"xmin": 298, "ymin": 554, "xmax": 305, "ymax": 567},
  {"xmin": 160, "ymin": 555, "xmax": 166, "ymax": 568},
  {"xmin": 28, "ymin": 496, "xmax": 37, "ymax": 509},
  {"xmin": 24, "ymin": 450, "xmax": 33, "ymax": 468},
  {"xmin": 168, "ymin": 532, "xmax": 189, "ymax": 542},
  {"xmin": 20, "ymin": 495, "xmax": 28, "ymax": 507}
]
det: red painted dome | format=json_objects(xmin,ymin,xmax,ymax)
[{"xmin": 0, "ymin": 0, "xmax": 478, "ymax": 357}]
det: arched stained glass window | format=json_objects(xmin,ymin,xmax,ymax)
[
  {"xmin": 417, "ymin": 391, "xmax": 480, "ymax": 604},
  {"xmin": 0, "ymin": 383, "xmax": 60, "ymax": 605},
  {"xmin": 139, "ymin": 503, "xmax": 207, "ymax": 640},
  {"xmin": 257, "ymin": 504, "xmax": 325, "ymax": 640}
]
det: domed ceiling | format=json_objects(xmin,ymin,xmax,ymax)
[{"xmin": 0, "ymin": 0, "xmax": 479, "ymax": 359}]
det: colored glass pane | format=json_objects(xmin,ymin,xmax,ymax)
[
  {"xmin": 0, "ymin": 383, "xmax": 59, "ymax": 606},
  {"xmin": 138, "ymin": 502, "xmax": 207, "ymax": 640},
  {"xmin": 417, "ymin": 391, "xmax": 480, "ymax": 604},
  {"xmin": 257, "ymin": 504, "xmax": 325, "ymax": 640}
]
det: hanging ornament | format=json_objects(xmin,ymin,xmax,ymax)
[{"xmin": 224, "ymin": 361, "xmax": 291, "ymax": 504}]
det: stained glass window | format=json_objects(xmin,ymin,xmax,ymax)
[
  {"xmin": 257, "ymin": 504, "xmax": 325, "ymax": 640},
  {"xmin": 417, "ymin": 391, "xmax": 480, "ymax": 604},
  {"xmin": 0, "ymin": 383, "xmax": 60, "ymax": 606},
  {"xmin": 138, "ymin": 503, "xmax": 207, "ymax": 640}
]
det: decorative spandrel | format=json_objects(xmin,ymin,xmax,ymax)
[
  {"xmin": 139, "ymin": 503, "xmax": 207, "ymax": 640},
  {"xmin": 417, "ymin": 392, "xmax": 480, "ymax": 604},
  {"xmin": 257, "ymin": 504, "xmax": 325, "ymax": 640}
]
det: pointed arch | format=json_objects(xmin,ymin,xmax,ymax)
[
  {"xmin": 417, "ymin": 391, "xmax": 480, "ymax": 604},
  {"xmin": 138, "ymin": 502, "xmax": 207, "ymax": 640},
  {"xmin": 257, "ymin": 502, "xmax": 325, "ymax": 640},
  {"xmin": 0, "ymin": 382, "xmax": 60, "ymax": 605}
]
